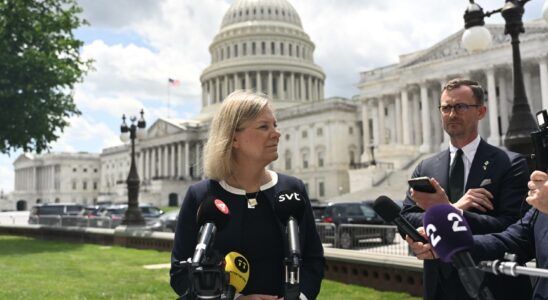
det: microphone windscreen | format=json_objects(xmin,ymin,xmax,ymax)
[
  {"xmin": 224, "ymin": 252, "xmax": 250, "ymax": 293},
  {"xmin": 372, "ymin": 195, "xmax": 401, "ymax": 222},
  {"xmin": 423, "ymin": 204, "xmax": 473, "ymax": 263},
  {"xmin": 196, "ymin": 198, "xmax": 230, "ymax": 230},
  {"xmin": 273, "ymin": 190, "xmax": 306, "ymax": 223}
]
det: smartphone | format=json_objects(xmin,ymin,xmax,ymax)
[{"xmin": 408, "ymin": 177, "xmax": 436, "ymax": 193}]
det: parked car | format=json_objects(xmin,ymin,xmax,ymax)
[
  {"xmin": 28, "ymin": 203, "xmax": 84, "ymax": 226},
  {"xmin": 159, "ymin": 210, "xmax": 179, "ymax": 232},
  {"xmin": 320, "ymin": 201, "xmax": 396, "ymax": 249},
  {"xmin": 99, "ymin": 204, "xmax": 164, "ymax": 230}
]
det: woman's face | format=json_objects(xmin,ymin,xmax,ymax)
[{"xmin": 232, "ymin": 106, "xmax": 281, "ymax": 166}]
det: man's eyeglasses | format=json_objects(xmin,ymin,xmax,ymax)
[{"xmin": 439, "ymin": 103, "xmax": 482, "ymax": 114}]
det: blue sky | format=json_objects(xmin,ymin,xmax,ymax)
[{"xmin": 0, "ymin": 0, "xmax": 546, "ymax": 194}]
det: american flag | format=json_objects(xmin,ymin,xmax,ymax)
[{"xmin": 168, "ymin": 78, "xmax": 181, "ymax": 87}]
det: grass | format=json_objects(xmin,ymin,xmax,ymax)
[{"xmin": 0, "ymin": 235, "xmax": 420, "ymax": 299}]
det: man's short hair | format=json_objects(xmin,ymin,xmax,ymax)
[{"xmin": 442, "ymin": 78, "xmax": 485, "ymax": 105}]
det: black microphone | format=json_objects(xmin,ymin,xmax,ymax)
[
  {"xmin": 192, "ymin": 198, "xmax": 230, "ymax": 264},
  {"xmin": 273, "ymin": 191, "xmax": 306, "ymax": 300},
  {"xmin": 372, "ymin": 195, "xmax": 428, "ymax": 243},
  {"xmin": 423, "ymin": 204, "xmax": 494, "ymax": 300}
]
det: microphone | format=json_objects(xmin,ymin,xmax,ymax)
[
  {"xmin": 372, "ymin": 195, "xmax": 428, "ymax": 243},
  {"xmin": 224, "ymin": 252, "xmax": 250, "ymax": 299},
  {"xmin": 423, "ymin": 204, "xmax": 494, "ymax": 300},
  {"xmin": 478, "ymin": 260, "xmax": 548, "ymax": 278},
  {"xmin": 192, "ymin": 198, "xmax": 230, "ymax": 264},
  {"xmin": 273, "ymin": 191, "xmax": 306, "ymax": 300}
]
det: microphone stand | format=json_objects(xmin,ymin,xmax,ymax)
[
  {"xmin": 479, "ymin": 260, "xmax": 548, "ymax": 278},
  {"xmin": 180, "ymin": 250, "xmax": 228, "ymax": 300},
  {"xmin": 284, "ymin": 254, "xmax": 301, "ymax": 300}
]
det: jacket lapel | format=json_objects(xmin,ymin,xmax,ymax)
[
  {"xmin": 433, "ymin": 149, "xmax": 451, "ymax": 191},
  {"xmin": 466, "ymin": 139, "xmax": 493, "ymax": 189}
]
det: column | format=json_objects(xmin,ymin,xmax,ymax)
[
  {"xmin": 486, "ymin": 68, "xmax": 500, "ymax": 146},
  {"xmin": 300, "ymin": 74, "xmax": 305, "ymax": 101},
  {"xmin": 290, "ymin": 72, "xmax": 295, "ymax": 101},
  {"xmin": 195, "ymin": 143, "xmax": 201, "ymax": 178},
  {"xmin": 307, "ymin": 76, "xmax": 312, "ymax": 101},
  {"xmin": 378, "ymin": 98, "xmax": 386, "ymax": 145},
  {"xmin": 164, "ymin": 146, "xmax": 169, "ymax": 177},
  {"xmin": 201, "ymin": 83, "xmax": 206, "ymax": 107},
  {"xmin": 171, "ymin": 144, "xmax": 177, "ymax": 177},
  {"xmin": 178, "ymin": 142, "xmax": 184, "ymax": 178},
  {"xmin": 257, "ymin": 71, "xmax": 262, "ymax": 92},
  {"xmin": 394, "ymin": 95, "xmax": 402, "ymax": 144},
  {"xmin": 539, "ymin": 56, "xmax": 548, "ymax": 110},
  {"xmin": 184, "ymin": 142, "xmax": 190, "ymax": 177},
  {"xmin": 138, "ymin": 148, "xmax": 144, "ymax": 181},
  {"xmin": 245, "ymin": 72, "xmax": 250, "ymax": 90},
  {"xmin": 216, "ymin": 78, "xmax": 221, "ymax": 103},
  {"xmin": 206, "ymin": 81, "xmax": 212, "ymax": 105},
  {"xmin": 497, "ymin": 72, "xmax": 510, "ymax": 135},
  {"xmin": 401, "ymin": 87, "xmax": 411, "ymax": 145},
  {"xmin": 360, "ymin": 99, "xmax": 371, "ymax": 162},
  {"xmin": 278, "ymin": 72, "xmax": 285, "ymax": 100},
  {"xmin": 523, "ymin": 68, "xmax": 534, "ymax": 110},
  {"xmin": 431, "ymin": 86, "xmax": 443, "ymax": 149},
  {"xmin": 319, "ymin": 81, "xmax": 324, "ymax": 100},
  {"xmin": 440, "ymin": 80, "xmax": 450, "ymax": 148},
  {"xmin": 419, "ymin": 82, "xmax": 432, "ymax": 152},
  {"xmin": 268, "ymin": 71, "xmax": 273, "ymax": 97},
  {"xmin": 412, "ymin": 90, "xmax": 421, "ymax": 145},
  {"xmin": 223, "ymin": 75, "xmax": 228, "ymax": 100}
]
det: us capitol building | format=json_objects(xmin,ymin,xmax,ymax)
[{"xmin": 10, "ymin": 0, "xmax": 548, "ymax": 210}]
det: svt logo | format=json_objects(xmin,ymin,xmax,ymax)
[{"xmin": 278, "ymin": 192, "xmax": 301, "ymax": 202}]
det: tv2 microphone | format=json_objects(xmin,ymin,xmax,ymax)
[
  {"xmin": 478, "ymin": 260, "xmax": 548, "ymax": 279},
  {"xmin": 192, "ymin": 198, "xmax": 230, "ymax": 264},
  {"xmin": 224, "ymin": 252, "xmax": 250, "ymax": 300},
  {"xmin": 423, "ymin": 204, "xmax": 495, "ymax": 300},
  {"xmin": 373, "ymin": 195, "xmax": 428, "ymax": 243},
  {"xmin": 273, "ymin": 190, "xmax": 306, "ymax": 300}
]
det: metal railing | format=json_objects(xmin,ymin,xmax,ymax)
[
  {"xmin": 316, "ymin": 223, "xmax": 410, "ymax": 256},
  {"xmin": 29, "ymin": 215, "xmax": 113, "ymax": 229}
]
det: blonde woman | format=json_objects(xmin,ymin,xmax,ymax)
[{"xmin": 170, "ymin": 90, "xmax": 324, "ymax": 300}]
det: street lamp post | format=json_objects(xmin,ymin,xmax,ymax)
[
  {"xmin": 120, "ymin": 109, "xmax": 147, "ymax": 226},
  {"xmin": 461, "ymin": 0, "xmax": 548, "ymax": 155}
]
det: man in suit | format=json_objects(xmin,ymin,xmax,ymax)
[{"xmin": 401, "ymin": 78, "xmax": 532, "ymax": 299}]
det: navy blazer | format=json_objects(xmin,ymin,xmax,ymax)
[
  {"xmin": 473, "ymin": 208, "xmax": 548, "ymax": 299},
  {"xmin": 402, "ymin": 139, "xmax": 532, "ymax": 300}
]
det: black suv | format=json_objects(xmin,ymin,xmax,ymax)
[
  {"xmin": 28, "ymin": 203, "xmax": 84, "ymax": 226},
  {"xmin": 319, "ymin": 201, "xmax": 396, "ymax": 249}
]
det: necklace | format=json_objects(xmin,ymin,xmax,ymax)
[{"xmin": 245, "ymin": 191, "xmax": 260, "ymax": 209}]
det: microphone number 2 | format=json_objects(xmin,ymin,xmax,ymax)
[{"xmin": 425, "ymin": 213, "xmax": 467, "ymax": 247}]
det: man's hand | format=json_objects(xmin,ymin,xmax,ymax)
[
  {"xmin": 405, "ymin": 227, "xmax": 438, "ymax": 260},
  {"xmin": 527, "ymin": 170, "xmax": 548, "ymax": 214},
  {"xmin": 452, "ymin": 188, "xmax": 494, "ymax": 212},
  {"xmin": 410, "ymin": 178, "xmax": 450, "ymax": 210}
]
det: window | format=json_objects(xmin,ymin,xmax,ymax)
[
  {"xmin": 94, "ymin": 168, "xmax": 98, "ymax": 173},
  {"xmin": 72, "ymin": 181, "xmax": 77, "ymax": 190},
  {"xmin": 302, "ymin": 130, "xmax": 308, "ymax": 138},
  {"xmin": 261, "ymin": 42, "xmax": 266, "ymax": 55},
  {"xmin": 252, "ymin": 42, "xmax": 256, "ymax": 55},
  {"xmin": 349, "ymin": 150, "xmax": 355, "ymax": 165},
  {"xmin": 285, "ymin": 156, "xmax": 292, "ymax": 170},
  {"xmin": 271, "ymin": 42, "xmax": 275, "ymax": 54},
  {"xmin": 289, "ymin": 44, "xmax": 292, "ymax": 56},
  {"xmin": 280, "ymin": 42, "xmax": 284, "ymax": 55},
  {"xmin": 83, "ymin": 168, "xmax": 87, "ymax": 173},
  {"xmin": 285, "ymin": 134, "xmax": 290, "ymax": 141},
  {"xmin": 83, "ymin": 181, "xmax": 87, "ymax": 190},
  {"xmin": 73, "ymin": 168, "xmax": 76, "ymax": 172},
  {"xmin": 243, "ymin": 43, "xmax": 247, "ymax": 55},
  {"xmin": 349, "ymin": 126, "xmax": 354, "ymax": 134},
  {"xmin": 319, "ymin": 181, "xmax": 325, "ymax": 197},
  {"xmin": 234, "ymin": 44, "xmax": 238, "ymax": 57},
  {"xmin": 93, "ymin": 182, "xmax": 98, "ymax": 190},
  {"xmin": 302, "ymin": 153, "xmax": 309, "ymax": 169},
  {"xmin": 316, "ymin": 128, "xmax": 323, "ymax": 136},
  {"xmin": 317, "ymin": 151, "xmax": 324, "ymax": 167}
]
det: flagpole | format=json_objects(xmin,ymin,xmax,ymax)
[{"xmin": 167, "ymin": 80, "xmax": 171, "ymax": 118}]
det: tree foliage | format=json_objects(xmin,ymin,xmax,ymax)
[{"xmin": 0, "ymin": 0, "xmax": 92, "ymax": 154}]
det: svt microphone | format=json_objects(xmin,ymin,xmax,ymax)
[
  {"xmin": 192, "ymin": 198, "xmax": 230, "ymax": 264},
  {"xmin": 372, "ymin": 195, "xmax": 428, "ymax": 243},
  {"xmin": 273, "ymin": 190, "xmax": 305, "ymax": 300},
  {"xmin": 423, "ymin": 204, "xmax": 494, "ymax": 300},
  {"xmin": 224, "ymin": 252, "xmax": 250, "ymax": 300}
]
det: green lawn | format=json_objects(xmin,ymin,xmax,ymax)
[{"xmin": 0, "ymin": 235, "xmax": 419, "ymax": 299}]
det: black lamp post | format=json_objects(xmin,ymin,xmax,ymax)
[
  {"xmin": 461, "ymin": 0, "xmax": 548, "ymax": 155},
  {"xmin": 120, "ymin": 109, "xmax": 146, "ymax": 226}
]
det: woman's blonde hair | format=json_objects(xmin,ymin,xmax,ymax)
[{"xmin": 203, "ymin": 90, "xmax": 271, "ymax": 180}]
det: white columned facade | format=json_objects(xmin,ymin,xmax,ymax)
[
  {"xmin": 360, "ymin": 99, "xmax": 371, "ymax": 162},
  {"xmin": 419, "ymin": 82, "xmax": 432, "ymax": 153},
  {"xmin": 486, "ymin": 68, "xmax": 500, "ymax": 146}
]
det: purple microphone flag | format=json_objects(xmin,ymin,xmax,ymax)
[{"xmin": 423, "ymin": 204, "xmax": 473, "ymax": 263}]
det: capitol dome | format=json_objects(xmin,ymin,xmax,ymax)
[
  {"xmin": 199, "ymin": 0, "xmax": 325, "ymax": 116},
  {"xmin": 220, "ymin": 0, "xmax": 302, "ymax": 29}
]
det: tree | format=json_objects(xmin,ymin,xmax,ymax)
[{"xmin": 0, "ymin": 0, "xmax": 92, "ymax": 154}]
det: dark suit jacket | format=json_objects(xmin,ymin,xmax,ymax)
[{"xmin": 402, "ymin": 139, "xmax": 532, "ymax": 300}]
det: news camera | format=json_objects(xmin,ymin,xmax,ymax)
[{"xmin": 531, "ymin": 109, "xmax": 548, "ymax": 171}]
